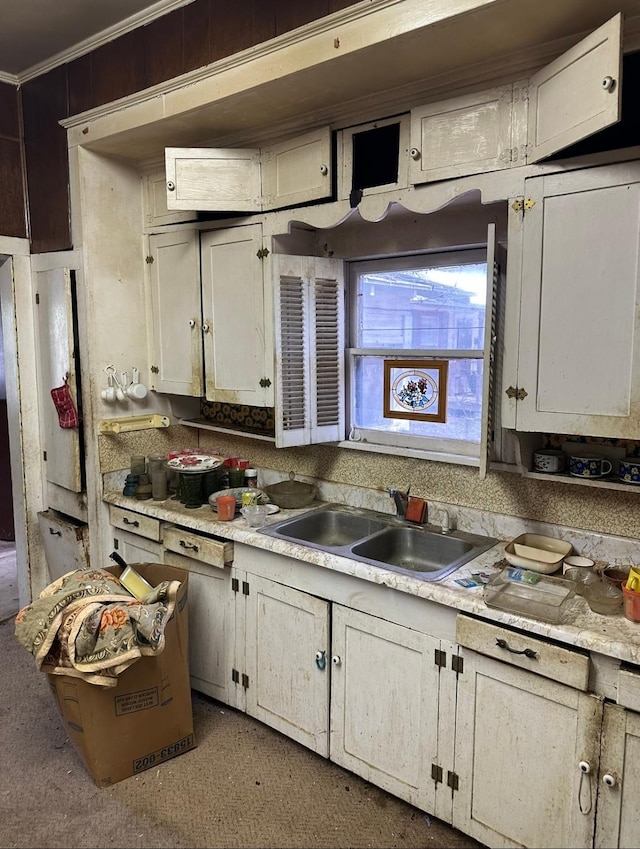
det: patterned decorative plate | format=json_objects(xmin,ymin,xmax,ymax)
[{"xmin": 166, "ymin": 453, "xmax": 224, "ymax": 473}]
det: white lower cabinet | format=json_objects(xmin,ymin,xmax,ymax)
[
  {"xmin": 164, "ymin": 549, "xmax": 236, "ymax": 706},
  {"xmin": 330, "ymin": 604, "xmax": 457, "ymax": 820},
  {"xmin": 595, "ymin": 703, "xmax": 640, "ymax": 849},
  {"xmin": 453, "ymin": 643, "xmax": 602, "ymax": 848},
  {"xmin": 106, "ymin": 509, "xmax": 640, "ymax": 848},
  {"xmin": 242, "ymin": 574, "xmax": 330, "ymax": 755}
]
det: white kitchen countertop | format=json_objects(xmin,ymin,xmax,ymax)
[{"xmin": 104, "ymin": 491, "xmax": 640, "ymax": 667}]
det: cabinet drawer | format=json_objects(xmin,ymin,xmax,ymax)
[
  {"xmin": 457, "ymin": 614, "xmax": 590, "ymax": 691},
  {"xmin": 163, "ymin": 526, "xmax": 233, "ymax": 569},
  {"xmin": 618, "ymin": 666, "xmax": 640, "ymax": 712},
  {"xmin": 109, "ymin": 505, "xmax": 163, "ymax": 542}
]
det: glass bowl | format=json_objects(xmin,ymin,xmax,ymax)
[
  {"xmin": 583, "ymin": 578, "xmax": 623, "ymax": 615},
  {"xmin": 240, "ymin": 504, "xmax": 272, "ymax": 528}
]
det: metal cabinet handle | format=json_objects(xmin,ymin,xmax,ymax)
[
  {"xmin": 123, "ymin": 518, "xmax": 139, "ymax": 527},
  {"xmin": 496, "ymin": 638, "xmax": 538, "ymax": 660},
  {"xmin": 179, "ymin": 540, "xmax": 199, "ymax": 552},
  {"xmin": 49, "ymin": 528, "xmax": 62, "ymax": 536},
  {"xmin": 315, "ymin": 650, "xmax": 327, "ymax": 670}
]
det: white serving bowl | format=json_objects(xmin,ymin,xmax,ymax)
[{"xmin": 504, "ymin": 532, "xmax": 573, "ymax": 575}]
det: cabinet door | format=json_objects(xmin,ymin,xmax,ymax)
[
  {"xmin": 410, "ymin": 85, "xmax": 517, "ymax": 185},
  {"xmin": 513, "ymin": 162, "xmax": 640, "ymax": 437},
  {"xmin": 35, "ymin": 268, "xmax": 83, "ymax": 492},
  {"xmin": 262, "ymin": 127, "xmax": 332, "ymax": 210},
  {"xmin": 165, "ymin": 148, "xmax": 262, "ymax": 212},
  {"xmin": 595, "ymin": 704, "xmax": 640, "ymax": 849},
  {"xmin": 148, "ymin": 230, "xmax": 204, "ymax": 396},
  {"xmin": 111, "ymin": 527, "xmax": 164, "ymax": 566},
  {"xmin": 527, "ymin": 13, "xmax": 622, "ymax": 163},
  {"xmin": 200, "ymin": 224, "xmax": 273, "ymax": 406},
  {"xmin": 453, "ymin": 648, "xmax": 602, "ymax": 848},
  {"xmin": 38, "ymin": 509, "xmax": 89, "ymax": 581},
  {"xmin": 166, "ymin": 128, "xmax": 332, "ymax": 213},
  {"xmin": 330, "ymin": 604, "xmax": 441, "ymax": 813},
  {"xmin": 164, "ymin": 550, "xmax": 236, "ymax": 706},
  {"xmin": 143, "ymin": 171, "xmax": 195, "ymax": 226},
  {"xmin": 243, "ymin": 575, "xmax": 330, "ymax": 755}
]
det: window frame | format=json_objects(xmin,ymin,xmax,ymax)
[{"xmin": 344, "ymin": 247, "xmax": 492, "ymax": 462}]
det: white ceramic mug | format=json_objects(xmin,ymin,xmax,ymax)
[{"xmin": 533, "ymin": 449, "xmax": 565, "ymax": 473}]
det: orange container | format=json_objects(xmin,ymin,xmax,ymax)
[
  {"xmin": 216, "ymin": 494, "xmax": 236, "ymax": 521},
  {"xmin": 622, "ymin": 580, "xmax": 640, "ymax": 622}
]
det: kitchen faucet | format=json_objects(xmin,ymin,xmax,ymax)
[{"xmin": 387, "ymin": 486, "xmax": 410, "ymax": 519}]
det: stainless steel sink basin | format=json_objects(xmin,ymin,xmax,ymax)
[{"xmin": 259, "ymin": 504, "xmax": 497, "ymax": 581}]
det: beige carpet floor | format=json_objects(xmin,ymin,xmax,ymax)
[{"xmin": 1, "ymin": 565, "xmax": 483, "ymax": 849}]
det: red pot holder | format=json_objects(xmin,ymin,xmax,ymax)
[{"xmin": 51, "ymin": 378, "xmax": 79, "ymax": 429}]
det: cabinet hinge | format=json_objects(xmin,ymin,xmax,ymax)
[
  {"xmin": 241, "ymin": 672, "xmax": 249, "ymax": 689},
  {"xmin": 35, "ymin": 293, "xmax": 40, "ymax": 305},
  {"xmin": 259, "ymin": 377, "xmax": 272, "ymax": 388},
  {"xmin": 431, "ymin": 763, "xmax": 443, "ymax": 784},
  {"xmin": 505, "ymin": 385, "xmax": 528, "ymax": 401},
  {"xmin": 435, "ymin": 648, "xmax": 447, "ymax": 668},
  {"xmin": 447, "ymin": 770, "xmax": 459, "ymax": 791},
  {"xmin": 242, "ymin": 580, "xmax": 250, "ymax": 596},
  {"xmin": 232, "ymin": 668, "xmax": 240, "ymax": 684},
  {"xmin": 150, "ymin": 365, "xmax": 159, "ymax": 374},
  {"xmin": 511, "ymin": 198, "xmax": 535, "ymax": 215},
  {"xmin": 451, "ymin": 655, "xmax": 464, "ymax": 675},
  {"xmin": 256, "ymin": 247, "xmax": 270, "ymax": 259},
  {"xmin": 145, "ymin": 255, "xmax": 154, "ymax": 264},
  {"xmin": 43, "ymin": 450, "xmax": 47, "ymax": 462},
  {"xmin": 113, "ymin": 538, "xmax": 119, "ymax": 550},
  {"xmin": 231, "ymin": 577, "xmax": 240, "ymax": 593}
]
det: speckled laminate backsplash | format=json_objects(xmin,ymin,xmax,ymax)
[{"xmin": 99, "ymin": 425, "xmax": 640, "ymax": 564}]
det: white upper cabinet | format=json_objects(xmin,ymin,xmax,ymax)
[
  {"xmin": 147, "ymin": 230, "xmax": 204, "ymax": 396},
  {"xmin": 410, "ymin": 84, "xmax": 524, "ymax": 184},
  {"xmin": 200, "ymin": 224, "xmax": 273, "ymax": 407},
  {"xmin": 409, "ymin": 14, "xmax": 622, "ymax": 185},
  {"xmin": 508, "ymin": 160, "xmax": 640, "ymax": 438},
  {"xmin": 527, "ymin": 13, "xmax": 622, "ymax": 163},
  {"xmin": 165, "ymin": 127, "xmax": 332, "ymax": 213}
]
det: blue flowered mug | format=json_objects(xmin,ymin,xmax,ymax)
[
  {"xmin": 619, "ymin": 458, "xmax": 640, "ymax": 485},
  {"xmin": 569, "ymin": 454, "xmax": 612, "ymax": 478}
]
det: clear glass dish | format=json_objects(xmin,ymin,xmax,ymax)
[{"xmin": 484, "ymin": 567, "xmax": 576, "ymax": 624}]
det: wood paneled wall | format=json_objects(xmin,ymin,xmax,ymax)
[
  {"xmin": 8, "ymin": 0, "xmax": 360, "ymax": 253},
  {"xmin": 0, "ymin": 82, "xmax": 26, "ymax": 239}
]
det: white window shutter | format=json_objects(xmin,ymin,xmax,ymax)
[
  {"xmin": 274, "ymin": 255, "xmax": 345, "ymax": 447},
  {"xmin": 310, "ymin": 258, "xmax": 345, "ymax": 444},
  {"xmin": 479, "ymin": 224, "xmax": 501, "ymax": 480}
]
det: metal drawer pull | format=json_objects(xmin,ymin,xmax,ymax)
[
  {"xmin": 496, "ymin": 638, "xmax": 538, "ymax": 660},
  {"xmin": 179, "ymin": 540, "xmax": 199, "ymax": 552},
  {"xmin": 123, "ymin": 518, "xmax": 139, "ymax": 527},
  {"xmin": 49, "ymin": 528, "xmax": 62, "ymax": 536}
]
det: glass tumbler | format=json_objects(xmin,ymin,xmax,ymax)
[{"xmin": 181, "ymin": 472, "xmax": 205, "ymax": 508}]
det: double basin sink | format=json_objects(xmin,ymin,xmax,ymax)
[{"xmin": 259, "ymin": 503, "xmax": 497, "ymax": 581}]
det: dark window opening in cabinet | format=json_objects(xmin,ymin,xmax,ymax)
[
  {"xmin": 351, "ymin": 122, "xmax": 400, "ymax": 191},
  {"xmin": 548, "ymin": 50, "xmax": 640, "ymax": 161}
]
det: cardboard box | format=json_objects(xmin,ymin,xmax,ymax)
[{"xmin": 47, "ymin": 562, "xmax": 195, "ymax": 787}]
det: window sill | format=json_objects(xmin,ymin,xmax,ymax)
[{"xmin": 334, "ymin": 439, "xmax": 480, "ymax": 467}]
